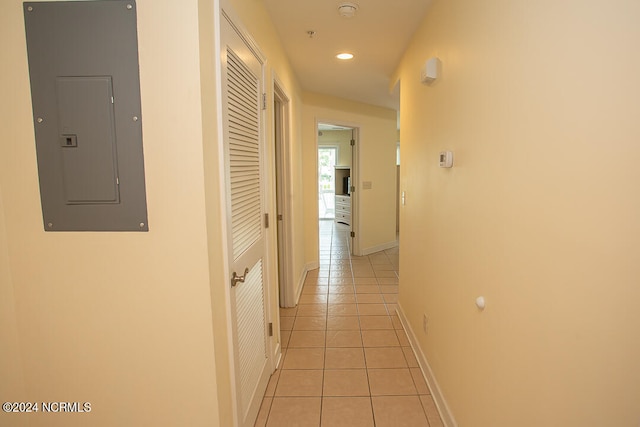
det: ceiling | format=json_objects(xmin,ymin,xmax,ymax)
[{"xmin": 262, "ymin": 0, "xmax": 432, "ymax": 111}]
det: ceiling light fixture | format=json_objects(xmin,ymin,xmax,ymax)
[
  {"xmin": 337, "ymin": 2, "xmax": 358, "ymax": 18},
  {"xmin": 336, "ymin": 53, "xmax": 354, "ymax": 60}
]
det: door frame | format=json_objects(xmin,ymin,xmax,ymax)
[
  {"xmin": 315, "ymin": 119, "xmax": 361, "ymax": 255},
  {"xmin": 273, "ymin": 77, "xmax": 295, "ymax": 309}
]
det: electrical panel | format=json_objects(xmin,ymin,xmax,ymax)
[{"xmin": 24, "ymin": 1, "xmax": 148, "ymax": 231}]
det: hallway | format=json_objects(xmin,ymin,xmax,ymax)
[{"xmin": 254, "ymin": 221, "xmax": 443, "ymax": 426}]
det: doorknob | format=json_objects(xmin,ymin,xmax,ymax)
[{"xmin": 231, "ymin": 267, "xmax": 250, "ymax": 288}]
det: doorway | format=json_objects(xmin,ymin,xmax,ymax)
[
  {"xmin": 317, "ymin": 122, "xmax": 358, "ymax": 255},
  {"xmin": 274, "ymin": 80, "xmax": 294, "ymax": 308}
]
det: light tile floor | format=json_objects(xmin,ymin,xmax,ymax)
[{"xmin": 254, "ymin": 221, "xmax": 444, "ymax": 427}]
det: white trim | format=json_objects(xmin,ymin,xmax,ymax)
[
  {"xmin": 314, "ymin": 118, "xmax": 361, "ymax": 256},
  {"xmin": 305, "ymin": 261, "xmax": 320, "ymax": 271},
  {"xmin": 396, "ymin": 304, "xmax": 458, "ymax": 427},
  {"xmin": 272, "ymin": 77, "xmax": 295, "ymax": 309},
  {"xmin": 293, "ymin": 262, "xmax": 319, "ymax": 305},
  {"xmin": 213, "ymin": 3, "xmax": 239, "ymax": 426},
  {"xmin": 220, "ymin": 3, "xmax": 266, "ymax": 63},
  {"xmin": 361, "ymin": 239, "xmax": 398, "ymax": 256},
  {"xmin": 295, "ymin": 267, "xmax": 306, "ymax": 306},
  {"xmin": 272, "ymin": 342, "xmax": 283, "ymax": 369},
  {"xmin": 351, "ymin": 126, "xmax": 361, "ymax": 256}
]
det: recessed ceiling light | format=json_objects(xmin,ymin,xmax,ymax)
[
  {"xmin": 338, "ymin": 3, "xmax": 358, "ymax": 18},
  {"xmin": 336, "ymin": 53, "xmax": 354, "ymax": 60}
]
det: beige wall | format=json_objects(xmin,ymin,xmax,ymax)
[
  {"xmin": 319, "ymin": 129, "xmax": 353, "ymax": 167},
  {"xmin": 303, "ymin": 92, "xmax": 398, "ymax": 259},
  {"xmin": 395, "ymin": 0, "xmax": 640, "ymax": 425},
  {"xmin": 0, "ymin": 184, "xmax": 28, "ymax": 427},
  {"xmin": 0, "ymin": 1, "xmax": 222, "ymax": 425},
  {"xmin": 1, "ymin": 0, "xmax": 305, "ymax": 425}
]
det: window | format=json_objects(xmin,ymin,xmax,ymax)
[{"xmin": 318, "ymin": 146, "xmax": 338, "ymax": 219}]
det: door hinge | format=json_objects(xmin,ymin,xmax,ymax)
[
  {"xmin": 262, "ymin": 93, "xmax": 267, "ymax": 110},
  {"xmin": 268, "ymin": 322, "xmax": 273, "ymax": 337},
  {"xmin": 277, "ymin": 214, "xmax": 283, "ymax": 221},
  {"xmin": 264, "ymin": 213, "xmax": 269, "ymax": 228},
  {"xmin": 351, "ymin": 186, "xmax": 356, "ymax": 193},
  {"xmin": 350, "ymin": 139, "xmax": 355, "ymax": 146},
  {"xmin": 350, "ymin": 231, "xmax": 355, "ymax": 238}
]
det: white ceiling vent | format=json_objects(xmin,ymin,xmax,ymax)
[{"xmin": 337, "ymin": 3, "xmax": 358, "ymax": 18}]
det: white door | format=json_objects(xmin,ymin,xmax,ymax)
[{"xmin": 221, "ymin": 12, "xmax": 271, "ymax": 427}]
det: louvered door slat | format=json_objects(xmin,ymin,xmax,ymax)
[
  {"xmin": 227, "ymin": 47, "xmax": 261, "ymax": 261},
  {"xmin": 235, "ymin": 259, "xmax": 266, "ymax": 418},
  {"xmin": 230, "ymin": 141, "xmax": 260, "ymax": 152},
  {"xmin": 229, "ymin": 96, "xmax": 260, "ymax": 119},
  {"xmin": 229, "ymin": 151, "xmax": 260, "ymax": 159},
  {"xmin": 229, "ymin": 121, "xmax": 257, "ymax": 131},
  {"xmin": 229, "ymin": 135, "xmax": 259, "ymax": 148},
  {"xmin": 230, "ymin": 172, "xmax": 260, "ymax": 183},
  {"xmin": 231, "ymin": 201, "xmax": 260, "ymax": 220},
  {"xmin": 230, "ymin": 186, "xmax": 260, "ymax": 204},
  {"xmin": 228, "ymin": 62, "xmax": 258, "ymax": 94}
]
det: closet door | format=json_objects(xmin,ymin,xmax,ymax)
[{"xmin": 221, "ymin": 11, "xmax": 270, "ymax": 427}]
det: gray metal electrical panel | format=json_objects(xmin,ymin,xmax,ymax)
[{"xmin": 24, "ymin": 1, "xmax": 148, "ymax": 231}]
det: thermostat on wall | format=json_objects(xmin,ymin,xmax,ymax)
[{"xmin": 439, "ymin": 151, "xmax": 453, "ymax": 168}]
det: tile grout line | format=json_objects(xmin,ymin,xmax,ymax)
[
  {"xmin": 321, "ymin": 222, "xmax": 343, "ymax": 425},
  {"xmin": 317, "ymin": 224, "xmax": 334, "ymax": 427},
  {"xmin": 346, "ymin": 226, "xmax": 380, "ymax": 427},
  {"xmin": 268, "ymin": 222, "xmax": 432, "ymax": 427}
]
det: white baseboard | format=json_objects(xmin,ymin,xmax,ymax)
[
  {"xmin": 305, "ymin": 260, "xmax": 320, "ymax": 271},
  {"xmin": 396, "ymin": 304, "xmax": 458, "ymax": 427},
  {"xmin": 293, "ymin": 262, "xmax": 319, "ymax": 305},
  {"xmin": 362, "ymin": 240, "xmax": 398, "ymax": 256},
  {"xmin": 273, "ymin": 342, "xmax": 283, "ymax": 369},
  {"xmin": 295, "ymin": 268, "xmax": 307, "ymax": 305}
]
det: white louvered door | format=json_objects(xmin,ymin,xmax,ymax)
[{"xmin": 221, "ymin": 12, "xmax": 271, "ymax": 427}]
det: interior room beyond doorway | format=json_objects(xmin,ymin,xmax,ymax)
[{"xmin": 317, "ymin": 123, "xmax": 354, "ymax": 222}]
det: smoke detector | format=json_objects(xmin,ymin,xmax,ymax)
[{"xmin": 338, "ymin": 3, "xmax": 358, "ymax": 18}]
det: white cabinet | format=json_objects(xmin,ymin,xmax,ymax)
[
  {"xmin": 335, "ymin": 194, "xmax": 351, "ymax": 226},
  {"xmin": 334, "ymin": 166, "xmax": 351, "ymax": 226}
]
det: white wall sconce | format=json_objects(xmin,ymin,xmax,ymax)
[{"xmin": 421, "ymin": 57, "xmax": 441, "ymax": 84}]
